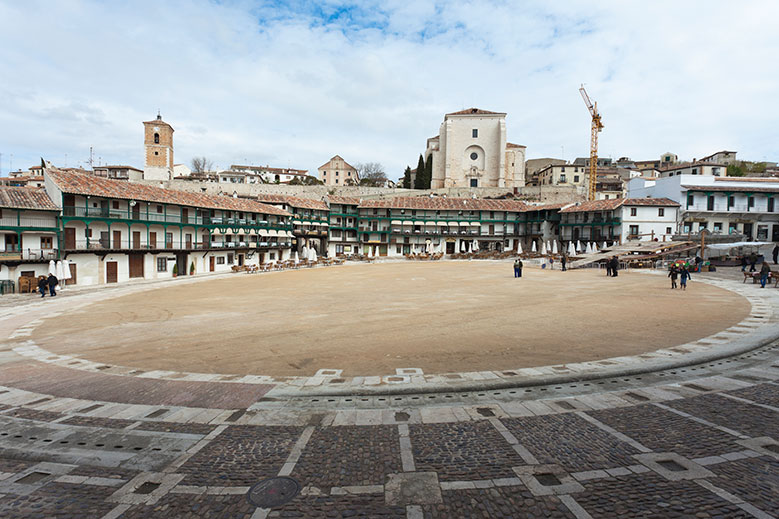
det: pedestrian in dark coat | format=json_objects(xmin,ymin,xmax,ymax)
[
  {"xmin": 516, "ymin": 259, "xmax": 523, "ymax": 278},
  {"xmin": 611, "ymin": 256, "xmax": 619, "ymax": 277},
  {"xmin": 759, "ymin": 261, "xmax": 771, "ymax": 288},
  {"xmin": 513, "ymin": 259, "xmax": 520, "ymax": 278},
  {"xmin": 749, "ymin": 253, "xmax": 757, "ymax": 272},
  {"xmin": 561, "ymin": 254, "xmax": 567, "ymax": 271},
  {"xmin": 37, "ymin": 276, "xmax": 47, "ymax": 298},
  {"xmin": 605, "ymin": 259, "xmax": 612, "ymax": 277},
  {"xmin": 773, "ymin": 244, "xmax": 778, "ymax": 264},
  {"xmin": 740, "ymin": 255, "xmax": 748, "ymax": 272},
  {"xmin": 680, "ymin": 266, "xmax": 691, "ymax": 290},
  {"xmin": 47, "ymin": 274, "xmax": 58, "ymax": 297},
  {"xmin": 668, "ymin": 266, "xmax": 679, "ymax": 289}
]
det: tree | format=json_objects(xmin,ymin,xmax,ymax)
[
  {"xmin": 355, "ymin": 162, "xmax": 388, "ymax": 187},
  {"xmin": 424, "ymin": 155, "xmax": 433, "ymax": 189},
  {"xmin": 414, "ymin": 154, "xmax": 426, "ymax": 189},
  {"xmin": 402, "ymin": 166, "xmax": 412, "ymax": 189},
  {"xmin": 727, "ymin": 164, "xmax": 745, "ymax": 177},
  {"xmin": 288, "ymin": 176, "xmax": 323, "ymax": 185},
  {"xmin": 190, "ymin": 157, "xmax": 214, "ymax": 174}
]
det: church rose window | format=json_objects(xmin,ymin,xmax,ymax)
[{"xmin": 470, "ymin": 152, "xmax": 478, "ymax": 160}]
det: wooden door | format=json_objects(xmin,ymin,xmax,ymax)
[
  {"xmin": 129, "ymin": 254, "xmax": 144, "ymax": 278},
  {"xmin": 185, "ymin": 233, "xmax": 192, "ymax": 248},
  {"xmin": 68, "ymin": 263, "xmax": 77, "ymax": 285},
  {"xmin": 132, "ymin": 204, "xmax": 141, "ymax": 219},
  {"xmin": 209, "ymin": 256, "xmax": 215, "ymax": 272},
  {"xmin": 132, "ymin": 231, "xmax": 141, "ymax": 249},
  {"xmin": 106, "ymin": 261, "xmax": 118, "ymax": 283},
  {"xmin": 182, "ymin": 208, "xmax": 189, "ymax": 223},
  {"xmin": 113, "ymin": 230, "xmax": 121, "ymax": 249},
  {"xmin": 238, "ymin": 254, "xmax": 244, "ymax": 266},
  {"xmin": 149, "ymin": 232, "xmax": 157, "ymax": 249},
  {"xmin": 64, "ymin": 228, "xmax": 76, "ymax": 249}
]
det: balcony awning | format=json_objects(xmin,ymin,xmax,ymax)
[
  {"xmin": 470, "ymin": 222, "xmax": 481, "ymax": 226},
  {"xmin": 447, "ymin": 222, "xmax": 458, "ymax": 227},
  {"xmin": 424, "ymin": 220, "xmax": 436, "ymax": 226},
  {"xmin": 402, "ymin": 220, "xmax": 413, "ymax": 225},
  {"xmin": 437, "ymin": 221, "xmax": 448, "ymax": 226},
  {"xmin": 391, "ymin": 220, "xmax": 402, "ymax": 225}
]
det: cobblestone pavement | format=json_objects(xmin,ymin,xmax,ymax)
[{"xmin": 0, "ymin": 274, "xmax": 775, "ymax": 517}]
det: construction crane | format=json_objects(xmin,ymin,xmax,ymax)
[{"xmin": 579, "ymin": 85, "xmax": 604, "ymax": 201}]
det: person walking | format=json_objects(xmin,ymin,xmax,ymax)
[
  {"xmin": 611, "ymin": 256, "xmax": 619, "ymax": 277},
  {"xmin": 561, "ymin": 254, "xmax": 567, "ymax": 271},
  {"xmin": 47, "ymin": 273, "xmax": 58, "ymax": 297},
  {"xmin": 517, "ymin": 258, "xmax": 523, "ymax": 278},
  {"xmin": 549, "ymin": 257, "xmax": 555, "ymax": 270},
  {"xmin": 513, "ymin": 259, "xmax": 521, "ymax": 278},
  {"xmin": 759, "ymin": 261, "xmax": 771, "ymax": 288},
  {"xmin": 605, "ymin": 258, "xmax": 612, "ymax": 277},
  {"xmin": 741, "ymin": 255, "xmax": 748, "ymax": 272},
  {"xmin": 773, "ymin": 243, "xmax": 778, "ymax": 264},
  {"xmin": 37, "ymin": 276, "xmax": 47, "ymax": 298},
  {"xmin": 668, "ymin": 266, "xmax": 679, "ymax": 289},
  {"xmin": 749, "ymin": 252, "xmax": 757, "ymax": 272},
  {"xmin": 680, "ymin": 266, "xmax": 691, "ymax": 291}
]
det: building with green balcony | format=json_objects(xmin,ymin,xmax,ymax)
[
  {"xmin": 44, "ymin": 168, "xmax": 293, "ymax": 285},
  {"xmin": 0, "ymin": 186, "xmax": 61, "ymax": 288},
  {"xmin": 257, "ymin": 194, "xmax": 330, "ymax": 257},
  {"xmin": 326, "ymin": 196, "xmax": 361, "ymax": 256}
]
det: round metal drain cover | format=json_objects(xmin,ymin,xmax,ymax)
[{"xmin": 247, "ymin": 476, "xmax": 300, "ymax": 508}]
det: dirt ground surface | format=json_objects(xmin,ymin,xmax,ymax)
[{"xmin": 31, "ymin": 262, "xmax": 750, "ymax": 377}]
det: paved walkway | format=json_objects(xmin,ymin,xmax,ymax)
[{"xmin": 0, "ymin": 267, "xmax": 776, "ymax": 517}]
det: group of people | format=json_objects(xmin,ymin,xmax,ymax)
[
  {"xmin": 604, "ymin": 255, "xmax": 620, "ymax": 277},
  {"xmin": 667, "ymin": 265, "xmax": 692, "ymax": 290},
  {"xmin": 37, "ymin": 274, "xmax": 58, "ymax": 298}
]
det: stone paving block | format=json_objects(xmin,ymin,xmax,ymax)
[
  {"xmin": 0, "ymin": 481, "xmax": 116, "ymax": 518},
  {"xmin": 291, "ymin": 425, "xmax": 401, "ymax": 488},
  {"xmin": 423, "ymin": 486, "xmax": 576, "ymax": 518},
  {"xmin": 116, "ymin": 492, "xmax": 255, "ymax": 518},
  {"xmin": 726, "ymin": 383, "xmax": 779, "ymax": 408},
  {"xmin": 410, "ymin": 420, "xmax": 525, "ymax": 481},
  {"xmin": 385, "ymin": 471, "xmax": 442, "ymax": 506},
  {"xmin": 710, "ymin": 455, "xmax": 779, "ymax": 514},
  {"xmin": 587, "ymin": 403, "xmax": 742, "ymax": 458},
  {"xmin": 275, "ymin": 493, "xmax": 407, "ymax": 517},
  {"xmin": 665, "ymin": 393, "xmax": 777, "ymax": 438},
  {"xmin": 177, "ymin": 425, "xmax": 302, "ymax": 486},
  {"xmin": 502, "ymin": 413, "xmax": 641, "ymax": 472},
  {"xmin": 133, "ymin": 421, "xmax": 216, "ymax": 435},
  {"xmin": 575, "ymin": 473, "xmax": 749, "ymax": 518}
]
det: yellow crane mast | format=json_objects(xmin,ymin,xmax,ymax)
[{"xmin": 579, "ymin": 85, "xmax": 604, "ymax": 201}]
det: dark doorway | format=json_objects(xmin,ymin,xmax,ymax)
[
  {"xmin": 129, "ymin": 254, "xmax": 144, "ymax": 278},
  {"xmin": 106, "ymin": 261, "xmax": 118, "ymax": 283}
]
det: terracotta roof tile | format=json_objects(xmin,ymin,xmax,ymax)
[
  {"xmin": 522, "ymin": 202, "xmax": 571, "ymax": 212},
  {"xmin": 560, "ymin": 197, "xmax": 679, "ymax": 212},
  {"xmin": 682, "ymin": 185, "xmax": 779, "ymax": 193},
  {"xmin": 256, "ymin": 194, "xmax": 329, "ymax": 211},
  {"xmin": 358, "ymin": 197, "xmax": 527, "ymax": 212},
  {"xmin": 0, "ymin": 187, "xmax": 59, "ymax": 211},
  {"xmin": 327, "ymin": 195, "xmax": 363, "ymax": 205},
  {"xmin": 446, "ymin": 108, "xmax": 506, "ymax": 116},
  {"xmin": 506, "ymin": 142, "xmax": 526, "ymax": 149},
  {"xmin": 46, "ymin": 168, "xmax": 290, "ymax": 216}
]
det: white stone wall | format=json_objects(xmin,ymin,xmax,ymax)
[{"xmin": 619, "ymin": 205, "xmax": 679, "ymax": 242}]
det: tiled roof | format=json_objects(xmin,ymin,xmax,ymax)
[
  {"xmin": 560, "ymin": 197, "xmax": 679, "ymax": 212},
  {"xmin": 0, "ymin": 187, "xmax": 59, "ymax": 211},
  {"xmin": 622, "ymin": 197, "xmax": 680, "ymax": 207},
  {"xmin": 327, "ymin": 195, "xmax": 363, "ymax": 206},
  {"xmin": 522, "ymin": 202, "xmax": 572, "ymax": 212},
  {"xmin": 256, "ymin": 194, "xmax": 329, "ymax": 211},
  {"xmin": 97, "ymin": 165, "xmax": 143, "ymax": 171},
  {"xmin": 713, "ymin": 177, "xmax": 779, "ymax": 183},
  {"xmin": 658, "ymin": 161, "xmax": 724, "ymax": 172},
  {"xmin": 318, "ymin": 155, "xmax": 357, "ymax": 172},
  {"xmin": 46, "ymin": 168, "xmax": 290, "ymax": 216},
  {"xmin": 446, "ymin": 108, "xmax": 506, "ymax": 116},
  {"xmin": 506, "ymin": 142, "xmax": 526, "ymax": 149},
  {"xmin": 682, "ymin": 185, "xmax": 779, "ymax": 193},
  {"xmin": 358, "ymin": 197, "xmax": 527, "ymax": 211}
]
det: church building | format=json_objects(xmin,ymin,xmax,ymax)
[
  {"xmin": 425, "ymin": 108, "xmax": 526, "ymax": 189},
  {"xmin": 143, "ymin": 113, "xmax": 174, "ymax": 181}
]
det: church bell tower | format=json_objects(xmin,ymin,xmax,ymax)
[{"xmin": 143, "ymin": 112, "xmax": 174, "ymax": 180}]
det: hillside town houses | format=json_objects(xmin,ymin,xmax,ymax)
[{"xmin": 1, "ymin": 112, "xmax": 776, "ymax": 290}]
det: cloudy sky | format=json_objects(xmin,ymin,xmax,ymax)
[{"xmin": 1, "ymin": 0, "xmax": 777, "ymax": 179}]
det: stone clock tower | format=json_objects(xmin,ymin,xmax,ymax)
[{"xmin": 143, "ymin": 113, "xmax": 174, "ymax": 180}]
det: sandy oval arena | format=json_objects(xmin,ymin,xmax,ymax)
[{"xmin": 30, "ymin": 262, "xmax": 750, "ymax": 377}]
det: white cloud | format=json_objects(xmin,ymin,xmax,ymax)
[{"xmin": 0, "ymin": 0, "xmax": 777, "ymax": 177}]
